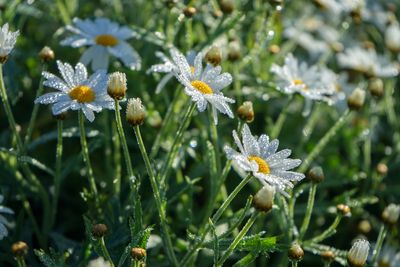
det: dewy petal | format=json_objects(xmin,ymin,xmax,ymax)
[
  {"xmin": 241, "ymin": 124, "xmax": 260, "ymax": 156},
  {"xmin": 57, "ymin": 61, "xmax": 76, "ymax": 87},
  {"xmin": 74, "ymin": 62, "xmax": 88, "ymax": 84},
  {"xmin": 35, "ymin": 92, "xmax": 65, "ymax": 104},
  {"xmin": 82, "ymin": 106, "xmax": 95, "ymax": 122},
  {"xmin": 52, "ymin": 101, "xmax": 71, "ymax": 115},
  {"xmin": 42, "ymin": 72, "xmax": 69, "ymax": 92}
]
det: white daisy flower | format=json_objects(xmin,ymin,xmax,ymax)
[
  {"xmin": 337, "ymin": 47, "xmax": 398, "ymax": 78},
  {"xmin": 147, "ymin": 50, "xmax": 197, "ymax": 94},
  {"xmin": 0, "ymin": 194, "xmax": 14, "ymax": 240},
  {"xmin": 0, "ymin": 23, "xmax": 19, "ymax": 63},
  {"xmin": 35, "ymin": 60, "xmax": 115, "ymax": 122},
  {"xmin": 224, "ymin": 124, "xmax": 305, "ymax": 194},
  {"xmin": 61, "ymin": 17, "xmax": 141, "ymax": 71},
  {"xmin": 270, "ymin": 53, "xmax": 336, "ymax": 103},
  {"xmin": 170, "ymin": 48, "xmax": 235, "ymax": 125}
]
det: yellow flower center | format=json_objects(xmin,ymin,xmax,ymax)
[
  {"xmin": 95, "ymin": 34, "xmax": 119, "ymax": 46},
  {"xmin": 191, "ymin": 80, "xmax": 213, "ymax": 94},
  {"xmin": 69, "ymin": 85, "xmax": 95, "ymax": 103},
  {"xmin": 293, "ymin": 79, "xmax": 309, "ymax": 91},
  {"xmin": 248, "ymin": 156, "xmax": 270, "ymax": 174}
]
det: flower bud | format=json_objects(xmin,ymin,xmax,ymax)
[
  {"xmin": 228, "ymin": 41, "xmax": 241, "ymax": 62},
  {"xmin": 308, "ymin": 166, "xmax": 324, "ymax": 183},
  {"xmin": 269, "ymin": 44, "xmax": 280, "ymax": 54},
  {"xmin": 131, "ymin": 247, "xmax": 146, "ymax": 261},
  {"xmin": 219, "ymin": 0, "xmax": 234, "ymax": 14},
  {"xmin": 347, "ymin": 239, "xmax": 369, "ymax": 267},
  {"xmin": 126, "ymin": 98, "xmax": 146, "ymax": 126},
  {"xmin": 357, "ymin": 220, "xmax": 371, "ymax": 234},
  {"xmin": 237, "ymin": 101, "xmax": 254, "ymax": 123},
  {"xmin": 368, "ymin": 78, "xmax": 384, "ymax": 98},
  {"xmin": 38, "ymin": 46, "xmax": 55, "ymax": 62},
  {"xmin": 253, "ymin": 184, "xmax": 275, "ymax": 212},
  {"xmin": 205, "ymin": 46, "xmax": 222, "ymax": 66},
  {"xmin": 337, "ymin": 204, "xmax": 351, "ymax": 216},
  {"xmin": 382, "ymin": 203, "xmax": 400, "ymax": 226},
  {"xmin": 164, "ymin": 0, "xmax": 178, "ymax": 9},
  {"xmin": 107, "ymin": 72, "xmax": 127, "ymax": 100},
  {"xmin": 11, "ymin": 241, "xmax": 28, "ymax": 257},
  {"xmin": 288, "ymin": 243, "xmax": 304, "ymax": 261},
  {"xmin": 183, "ymin": 6, "xmax": 197, "ymax": 18},
  {"xmin": 320, "ymin": 250, "xmax": 335, "ymax": 263},
  {"xmin": 347, "ymin": 88, "xmax": 365, "ymax": 110},
  {"xmin": 385, "ymin": 22, "xmax": 400, "ymax": 53},
  {"xmin": 92, "ymin": 223, "xmax": 108, "ymax": 238},
  {"xmin": 376, "ymin": 163, "xmax": 388, "ymax": 175}
]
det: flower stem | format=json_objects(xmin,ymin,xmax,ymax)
[
  {"xmin": 160, "ymin": 102, "xmax": 196, "ymax": 185},
  {"xmin": 298, "ymin": 183, "xmax": 317, "ymax": 240},
  {"xmin": 16, "ymin": 257, "xmax": 26, "ymax": 267},
  {"xmin": 209, "ymin": 109, "xmax": 221, "ymax": 173},
  {"xmin": 24, "ymin": 64, "xmax": 47, "ymax": 147},
  {"xmin": 0, "ymin": 64, "xmax": 50, "ymax": 241},
  {"xmin": 271, "ymin": 96, "xmax": 293, "ymax": 139},
  {"xmin": 50, "ymin": 119, "xmax": 63, "ymax": 230},
  {"xmin": 216, "ymin": 212, "xmax": 259, "ymax": 266},
  {"xmin": 133, "ymin": 125, "xmax": 179, "ymax": 267},
  {"xmin": 114, "ymin": 99, "xmax": 135, "ymax": 194},
  {"xmin": 100, "ymin": 237, "xmax": 115, "ymax": 267},
  {"xmin": 371, "ymin": 225, "xmax": 387, "ymax": 263},
  {"xmin": 180, "ymin": 174, "xmax": 253, "ymax": 266},
  {"xmin": 299, "ymin": 110, "xmax": 351, "ymax": 173},
  {"xmin": 308, "ymin": 215, "xmax": 342, "ymax": 244},
  {"xmin": 291, "ymin": 261, "xmax": 298, "ymax": 267},
  {"xmin": 78, "ymin": 111, "xmax": 98, "ymax": 199}
]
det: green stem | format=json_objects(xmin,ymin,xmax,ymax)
[
  {"xmin": 133, "ymin": 126, "xmax": 179, "ymax": 267},
  {"xmin": 100, "ymin": 237, "xmax": 115, "ymax": 267},
  {"xmin": 55, "ymin": 0, "xmax": 71, "ymax": 24},
  {"xmin": 216, "ymin": 212, "xmax": 259, "ymax": 267},
  {"xmin": 114, "ymin": 100, "xmax": 135, "ymax": 194},
  {"xmin": 209, "ymin": 109, "xmax": 221, "ymax": 173},
  {"xmin": 291, "ymin": 261, "xmax": 298, "ymax": 267},
  {"xmin": 24, "ymin": 64, "xmax": 47, "ymax": 147},
  {"xmin": 160, "ymin": 102, "xmax": 196, "ymax": 185},
  {"xmin": 371, "ymin": 225, "xmax": 387, "ymax": 263},
  {"xmin": 270, "ymin": 97, "xmax": 292, "ymax": 139},
  {"xmin": 78, "ymin": 111, "xmax": 98, "ymax": 199},
  {"xmin": 150, "ymin": 88, "xmax": 182, "ymax": 158},
  {"xmin": 308, "ymin": 215, "xmax": 342, "ymax": 244},
  {"xmin": 16, "ymin": 257, "xmax": 26, "ymax": 267},
  {"xmin": 0, "ymin": 64, "xmax": 50, "ymax": 242},
  {"xmin": 324, "ymin": 262, "xmax": 331, "ymax": 267},
  {"xmin": 298, "ymin": 184, "xmax": 317, "ymax": 240},
  {"xmin": 299, "ymin": 110, "xmax": 351, "ymax": 173},
  {"xmin": 51, "ymin": 119, "xmax": 63, "ymax": 230},
  {"xmin": 180, "ymin": 174, "xmax": 253, "ymax": 266}
]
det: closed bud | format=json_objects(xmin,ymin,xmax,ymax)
[
  {"xmin": 92, "ymin": 223, "xmax": 108, "ymax": 238},
  {"xmin": 253, "ymin": 184, "xmax": 275, "ymax": 212},
  {"xmin": 11, "ymin": 241, "xmax": 28, "ymax": 257},
  {"xmin": 368, "ymin": 78, "xmax": 384, "ymax": 97},
  {"xmin": 308, "ymin": 166, "xmax": 324, "ymax": 183},
  {"xmin": 38, "ymin": 46, "xmax": 55, "ymax": 62},
  {"xmin": 321, "ymin": 250, "xmax": 335, "ymax": 263},
  {"xmin": 183, "ymin": 6, "xmax": 197, "ymax": 18},
  {"xmin": 385, "ymin": 21, "xmax": 400, "ymax": 53},
  {"xmin": 288, "ymin": 243, "xmax": 304, "ymax": 261},
  {"xmin": 347, "ymin": 88, "xmax": 365, "ymax": 110},
  {"xmin": 131, "ymin": 247, "xmax": 146, "ymax": 261},
  {"xmin": 164, "ymin": 0, "xmax": 178, "ymax": 9},
  {"xmin": 219, "ymin": 0, "xmax": 234, "ymax": 14},
  {"xmin": 107, "ymin": 72, "xmax": 127, "ymax": 100},
  {"xmin": 347, "ymin": 239, "xmax": 369, "ymax": 267},
  {"xmin": 237, "ymin": 101, "xmax": 254, "ymax": 123},
  {"xmin": 269, "ymin": 44, "xmax": 280, "ymax": 54},
  {"xmin": 358, "ymin": 220, "xmax": 371, "ymax": 234},
  {"xmin": 205, "ymin": 46, "xmax": 222, "ymax": 66},
  {"xmin": 376, "ymin": 163, "xmax": 388, "ymax": 175},
  {"xmin": 126, "ymin": 98, "xmax": 146, "ymax": 126},
  {"xmin": 337, "ymin": 204, "xmax": 351, "ymax": 216},
  {"xmin": 382, "ymin": 203, "xmax": 400, "ymax": 226},
  {"xmin": 228, "ymin": 41, "xmax": 241, "ymax": 61}
]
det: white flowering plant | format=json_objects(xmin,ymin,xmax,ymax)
[{"xmin": 0, "ymin": 1, "xmax": 399, "ymax": 267}]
